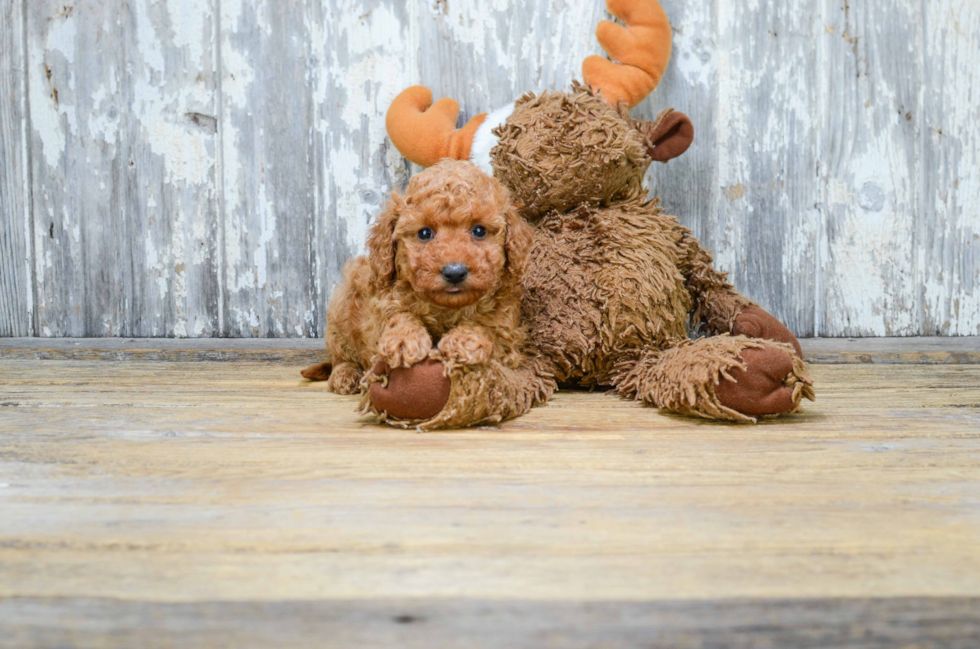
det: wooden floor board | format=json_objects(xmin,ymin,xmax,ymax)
[
  {"xmin": 1, "ymin": 336, "xmax": 977, "ymax": 363},
  {"xmin": 1, "ymin": 355, "xmax": 979, "ymax": 646}
]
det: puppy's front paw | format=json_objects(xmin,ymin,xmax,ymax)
[
  {"xmin": 378, "ymin": 327, "xmax": 433, "ymax": 368},
  {"xmin": 438, "ymin": 327, "xmax": 493, "ymax": 369},
  {"xmin": 326, "ymin": 362, "xmax": 363, "ymax": 395}
]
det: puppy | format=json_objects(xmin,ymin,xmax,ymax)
[{"xmin": 302, "ymin": 160, "xmax": 533, "ymax": 394}]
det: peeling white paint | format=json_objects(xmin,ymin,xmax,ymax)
[{"xmin": 29, "ymin": 23, "xmax": 75, "ymax": 168}]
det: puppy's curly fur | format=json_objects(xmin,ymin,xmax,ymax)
[{"xmin": 302, "ymin": 160, "xmax": 533, "ymax": 393}]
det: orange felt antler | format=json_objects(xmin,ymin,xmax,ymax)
[
  {"xmin": 385, "ymin": 86, "xmax": 487, "ymax": 168},
  {"xmin": 582, "ymin": 0, "xmax": 673, "ymax": 109}
]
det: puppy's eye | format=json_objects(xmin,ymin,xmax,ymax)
[
  {"xmin": 417, "ymin": 227, "xmax": 434, "ymax": 241},
  {"xmin": 471, "ymin": 225, "xmax": 487, "ymax": 240}
]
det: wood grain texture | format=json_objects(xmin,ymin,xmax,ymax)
[
  {"xmin": 647, "ymin": 0, "xmax": 717, "ymax": 280},
  {"xmin": 709, "ymin": 0, "xmax": 821, "ymax": 337},
  {"xmin": 2, "ymin": 597, "xmax": 979, "ymax": 649},
  {"xmin": 219, "ymin": 0, "xmax": 317, "ymax": 336},
  {"xmin": 0, "ymin": 0, "xmax": 32, "ymax": 336},
  {"xmin": 1, "ymin": 0, "xmax": 979, "ymax": 337},
  {"xmin": 1, "ymin": 358, "xmax": 979, "ymax": 645},
  {"xmin": 919, "ymin": 0, "xmax": 980, "ymax": 335},
  {"xmin": 25, "ymin": 0, "xmax": 221, "ymax": 337},
  {"xmin": 819, "ymin": 0, "xmax": 922, "ymax": 336}
]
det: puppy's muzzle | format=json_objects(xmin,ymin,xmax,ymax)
[{"xmin": 440, "ymin": 263, "xmax": 469, "ymax": 285}]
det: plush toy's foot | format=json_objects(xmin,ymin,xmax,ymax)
[
  {"xmin": 366, "ymin": 358, "xmax": 452, "ymax": 422},
  {"xmin": 732, "ymin": 305, "xmax": 803, "ymax": 358},
  {"xmin": 714, "ymin": 344, "xmax": 815, "ymax": 417},
  {"xmin": 362, "ymin": 357, "xmax": 556, "ymax": 430},
  {"xmin": 615, "ymin": 334, "xmax": 814, "ymax": 422}
]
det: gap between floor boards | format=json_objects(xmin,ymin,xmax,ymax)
[{"xmin": 0, "ymin": 337, "xmax": 977, "ymax": 364}]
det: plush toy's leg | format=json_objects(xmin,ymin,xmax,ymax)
[
  {"xmin": 362, "ymin": 357, "xmax": 556, "ymax": 430},
  {"xmin": 613, "ymin": 335, "xmax": 814, "ymax": 422},
  {"xmin": 731, "ymin": 306, "xmax": 803, "ymax": 358},
  {"xmin": 680, "ymin": 234, "xmax": 803, "ymax": 357}
]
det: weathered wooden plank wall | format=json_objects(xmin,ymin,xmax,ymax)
[
  {"xmin": 0, "ymin": 0, "xmax": 977, "ymax": 338},
  {"xmin": 25, "ymin": 0, "xmax": 221, "ymax": 337},
  {"xmin": 0, "ymin": 0, "xmax": 33, "ymax": 336}
]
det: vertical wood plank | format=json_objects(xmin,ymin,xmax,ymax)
[
  {"xmin": 27, "ymin": 0, "xmax": 220, "ymax": 337},
  {"xmin": 415, "ymin": 0, "xmax": 604, "ymax": 115},
  {"xmin": 0, "ymin": 0, "xmax": 33, "ymax": 336},
  {"xmin": 702, "ymin": 0, "xmax": 821, "ymax": 337},
  {"xmin": 819, "ymin": 0, "xmax": 922, "ymax": 336},
  {"xmin": 308, "ymin": 0, "xmax": 418, "ymax": 335},
  {"xmin": 219, "ymin": 0, "xmax": 318, "ymax": 337},
  {"xmin": 919, "ymin": 0, "xmax": 980, "ymax": 336},
  {"xmin": 647, "ymin": 0, "xmax": 719, "ymax": 252}
]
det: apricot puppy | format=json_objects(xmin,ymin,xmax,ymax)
[{"xmin": 302, "ymin": 160, "xmax": 533, "ymax": 399}]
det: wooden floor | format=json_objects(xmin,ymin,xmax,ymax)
[{"xmin": 1, "ymin": 340, "xmax": 979, "ymax": 648}]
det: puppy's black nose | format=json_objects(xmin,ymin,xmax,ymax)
[{"xmin": 441, "ymin": 263, "xmax": 469, "ymax": 285}]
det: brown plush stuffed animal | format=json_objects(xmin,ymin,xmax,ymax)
[{"xmin": 367, "ymin": 0, "xmax": 814, "ymax": 428}]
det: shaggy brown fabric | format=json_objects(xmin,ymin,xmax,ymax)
[
  {"xmin": 680, "ymin": 235, "xmax": 756, "ymax": 336},
  {"xmin": 521, "ymin": 197, "xmax": 693, "ymax": 386},
  {"xmin": 362, "ymin": 356, "xmax": 555, "ymax": 430},
  {"xmin": 614, "ymin": 335, "xmax": 813, "ymax": 422},
  {"xmin": 490, "ymin": 82, "xmax": 650, "ymax": 221}
]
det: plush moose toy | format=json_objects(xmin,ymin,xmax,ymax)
[{"xmin": 361, "ymin": 0, "xmax": 814, "ymax": 428}]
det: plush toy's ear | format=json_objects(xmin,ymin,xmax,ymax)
[
  {"xmin": 366, "ymin": 194, "xmax": 404, "ymax": 291},
  {"xmin": 639, "ymin": 108, "xmax": 694, "ymax": 163}
]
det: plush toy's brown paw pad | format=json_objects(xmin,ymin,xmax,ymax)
[
  {"xmin": 716, "ymin": 345, "xmax": 815, "ymax": 417},
  {"xmin": 301, "ymin": 362, "xmax": 333, "ymax": 381},
  {"xmin": 367, "ymin": 358, "xmax": 452, "ymax": 422},
  {"xmin": 733, "ymin": 306, "xmax": 804, "ymax": 358}
]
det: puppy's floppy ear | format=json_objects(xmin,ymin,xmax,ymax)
[
  {"xmin": 502, "ymin": 201, "xmax": 533, "ymax": 286},
  {"xmin": 367, "ymin": 193, "xmax": 404, "ymax": 291}
]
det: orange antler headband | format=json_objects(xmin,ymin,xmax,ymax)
[
  {"xmin": 384, "ymin": 87, "xmax": 487, "ymax": 168},
  {"xmin": 583, "ymin": 0, "xmax": 672, "ymax": 109}
]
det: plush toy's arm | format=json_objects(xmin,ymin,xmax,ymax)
[
  {"xmin": 679, "ymin": 233, "xmax": 803, "ymax": 357},
  {"xmin": 363, "ymin": 355, "xmax": 556, "ymax": 430},
  {"xmin": 679, "ymin": 234, "xmax": 754, "ymax": 335}
]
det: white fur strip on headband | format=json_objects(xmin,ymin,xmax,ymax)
[{"xmin": 469, "ymin": 102, "xmax": 516, "ymax": 176}]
